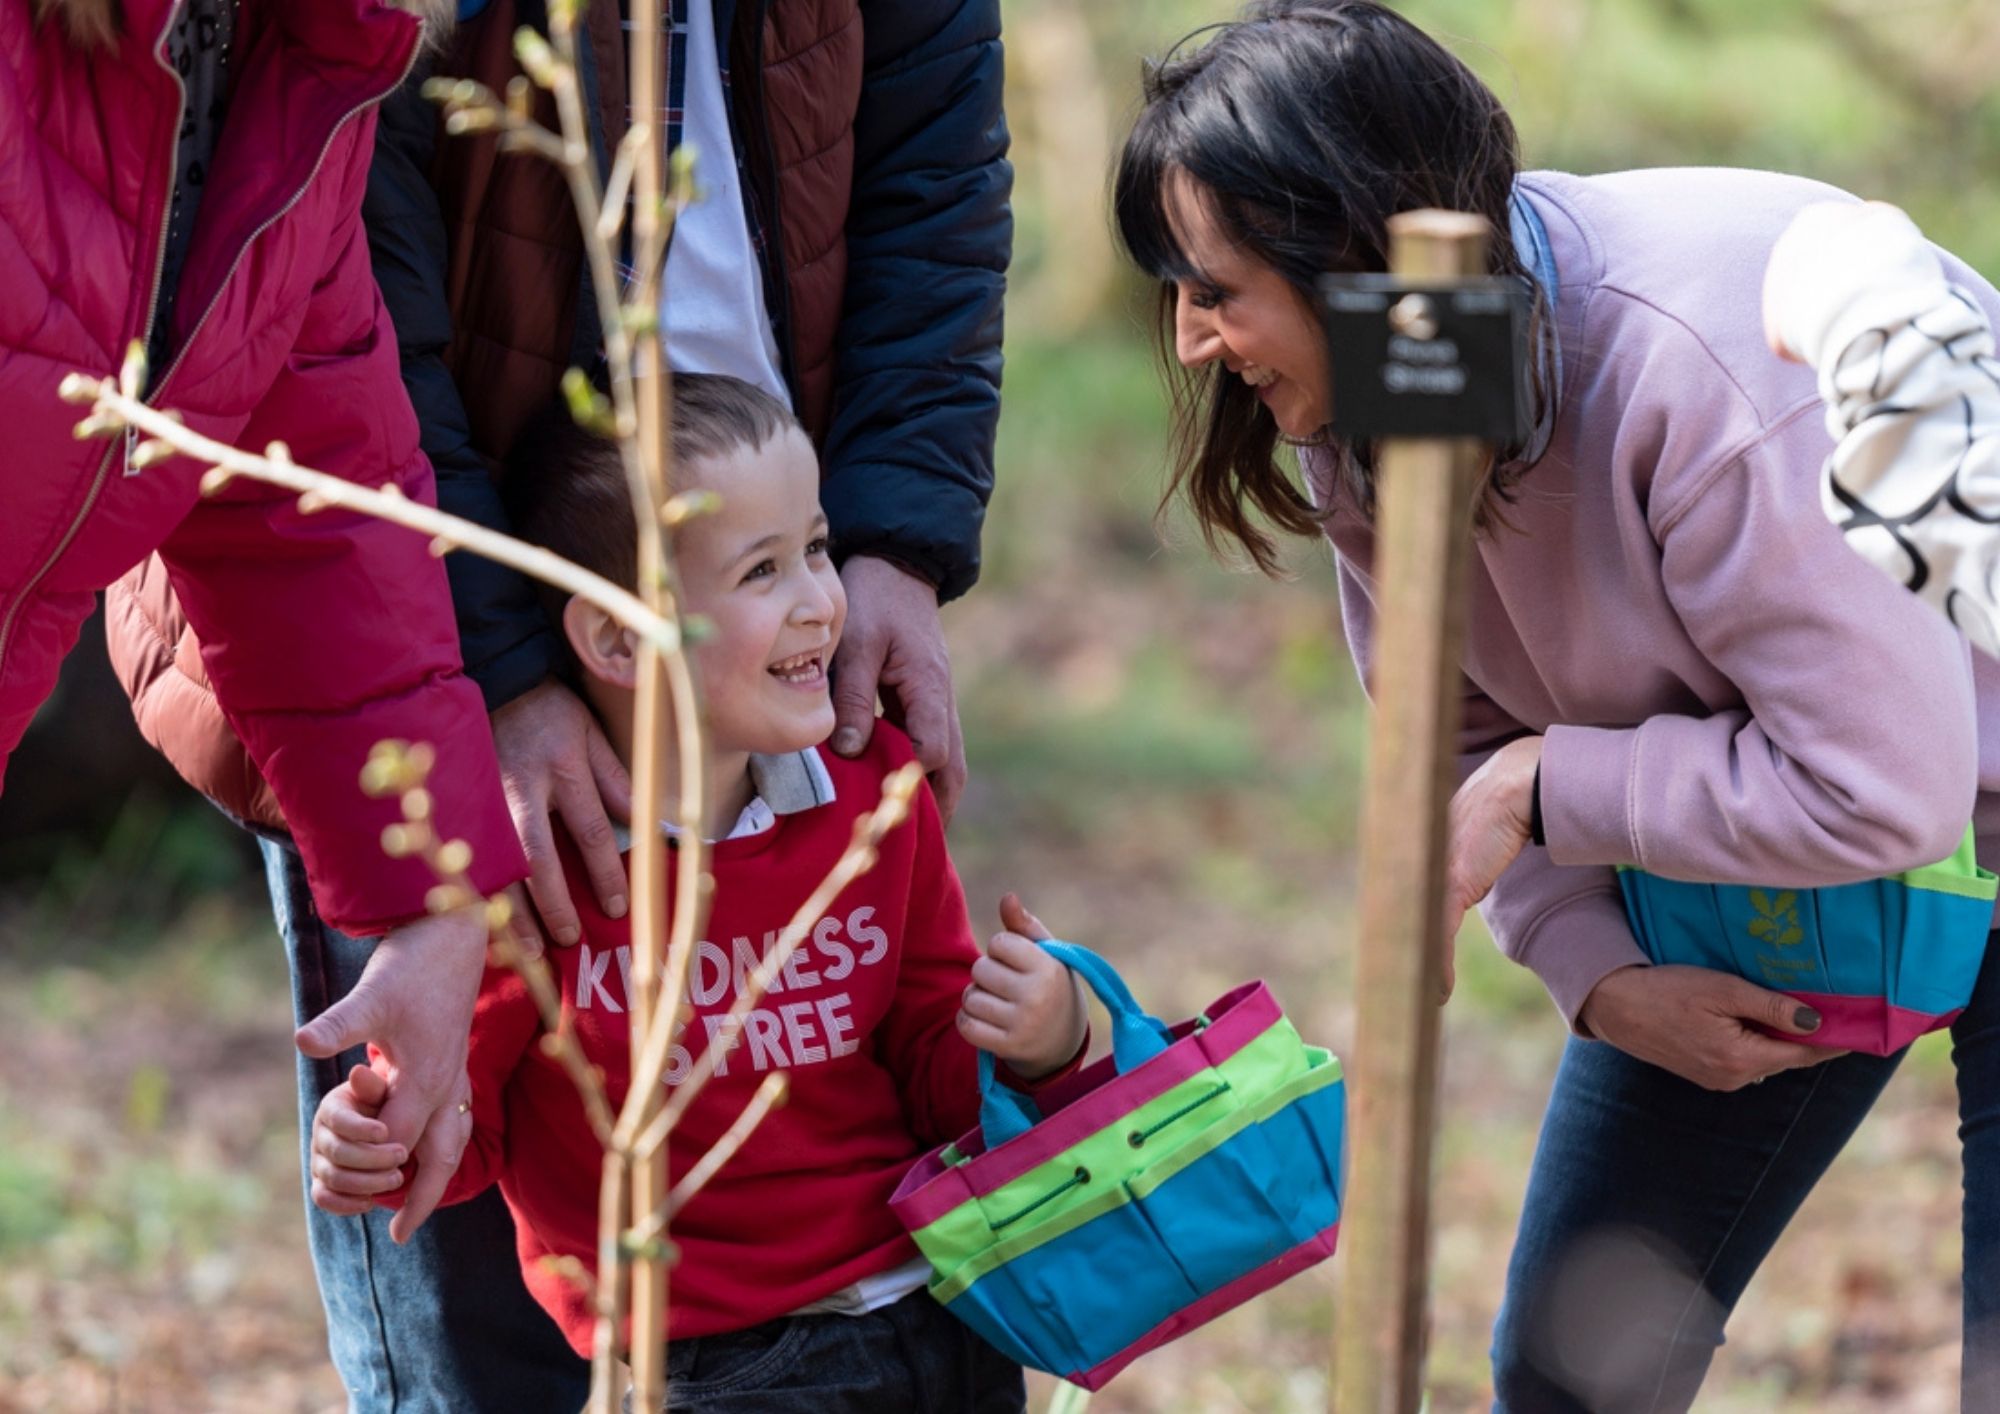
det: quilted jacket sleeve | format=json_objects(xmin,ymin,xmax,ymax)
[
  {"xmin": 818, "ymin": 0, "xmax": 1011, "ymax": 603},
  {"xmin": 365, "ymin": 56, "xmax": 558, "ymax": 711},
  {"xmin": 156, "ymin": 120, "xmax": 526, "ymax": 936}
]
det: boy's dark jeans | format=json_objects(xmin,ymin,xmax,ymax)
[
  {"xmin": 1491, "ymin": 931, "xmax": 2000, "ymax": 1413},
  {"xmin": 266, "ymin": 838, "xmax": 590, "ymax": 1413},
  {"xmin": 649, "ymin": 1290, "xmax": 1026, "ymax": 1414}
]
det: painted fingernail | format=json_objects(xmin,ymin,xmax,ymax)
[
  {"xmin": 606, "ymin": 895, "xmax": 628, "ymax": 920},
  {"xmin": 833, "ymin": 729, "xmax": 861, "ymax": 755},
  {"xmin": 1794, "ymin": 1006, "xmax": 1822, "ymax": 1032}
]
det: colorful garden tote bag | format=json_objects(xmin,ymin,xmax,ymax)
[
  {"xmin": 891, "ymin": 941, "xmax": 1345, "ymax": 1391},
  {"xmin": 1616, "ymin": 826, "xmax": 1996, "ymax": 1055}
]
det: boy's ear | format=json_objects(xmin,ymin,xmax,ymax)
[{"xmin": 562, "ymin": 597, "xmax": 640, "ymax": 690}]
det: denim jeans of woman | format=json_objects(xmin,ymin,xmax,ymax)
[
  {"xmin": 1491, "ymin": 934, "xmax": 2000, "ymax": 1412},
  {"xmin": 266, "ymin": 837, "xmax": 590, "ymax": 1413}
]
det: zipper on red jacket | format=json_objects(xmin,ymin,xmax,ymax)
[
  {"xmin": 0, "ymin": 6, "xmax": 189, "ymax": 695},
  {"xmin": 132, "ymin": 4, "xmax": 191, "ymax": 466},
  {"xmin": 0, "ymin": 16, "xmax": 426, "ymax": 696}
]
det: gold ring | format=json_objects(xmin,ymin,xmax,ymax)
[{"xmin": 456, "ymin": 1100, "xmax": 472, "ymax": 1114}]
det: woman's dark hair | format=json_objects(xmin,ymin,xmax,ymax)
[{"xmin": 1114, "ymin": 0, "xmax": 1545, "ymax": 573}]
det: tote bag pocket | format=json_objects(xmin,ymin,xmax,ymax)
[{"xmin": 1617, "ymin": 827, "xmax": 1995, "ymax": 1055}]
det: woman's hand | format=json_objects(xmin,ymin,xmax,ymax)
[
  {"xmin": 957, "ymin": 894, "xmax": 1088, "ymax": 1079},
  {"xmin": 1578, "ymin": 964, "xmax": 1838, "ymax": 1091},
  {"xmin": 1441, "ymin": 735, "xmax": 1544, "ymax": 1001}
]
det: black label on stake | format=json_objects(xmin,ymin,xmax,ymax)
[{"xmin": 1318, "ymin": 274, "xmax": 1533, "ymax": 443}]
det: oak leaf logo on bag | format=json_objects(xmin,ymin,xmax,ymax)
[{"xmin": 1747, "ymin": 889, "xmax": 1804, "ymax": 947}]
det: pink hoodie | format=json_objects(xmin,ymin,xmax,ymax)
[{"xmin": 1321, "ymin": 168, "xmax": 2000, "ymax": 1027}]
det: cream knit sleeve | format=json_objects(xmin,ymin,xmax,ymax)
[{"xmin": 1764, "ymin": 200, "xmax": 2000, "ymax": 658}]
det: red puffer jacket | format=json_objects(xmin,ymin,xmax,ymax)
[{"xmin": 0, "ymin": 0, "xmax": 524, "ymax": 935}]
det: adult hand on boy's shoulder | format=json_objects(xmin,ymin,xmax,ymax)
[
  {"xmin": 832, "ymin": 556, "xmax": 967, "ymax": 824},
  {"xmin": 295, "ymin": 905, "xmax": 484, "ymax": 1242},
  {"xmin": 491, "ymin": 677, "xmax": 635, "ymax": 947}
]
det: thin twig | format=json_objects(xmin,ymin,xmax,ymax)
[
  {"xmin": 591, "ymin": 1148, "xmax": 629, "ymax": 1413},
  {"xmin": 630, "ymin": 1072, "xmax": 787, "ymax": 1247},
  {"xmin": 57, "ymin": 374, "xmax": 678, "ymax": 657},
  {"xmin": 360, "ymin": 746, "xmax": 619, "ymax": 1147},
  {"xmin": 616, "ymin": 3, "xmax": 679, "ymax": 1397},
  {"xmin": 624, "ymin": 764, "xmax": 922, "ymax": 1150},
  {"xmin": 598, "ymin": 123, "xmax": 648, "ymax": 246}
]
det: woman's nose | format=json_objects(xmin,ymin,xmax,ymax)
[{"xmin": 1173, "ymin": 290, "xmax": 1223, "ymax": 368}]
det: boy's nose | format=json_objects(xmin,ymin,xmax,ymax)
[{"xmin": 792, "ymin": 573, "xmax": 838, "ymax": 627}]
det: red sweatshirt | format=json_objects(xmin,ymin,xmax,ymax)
[{"xmin": 407, "ymin": 728, "xmax": 988, "ymax": 1350}]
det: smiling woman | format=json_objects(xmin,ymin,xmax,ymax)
[
  {"xmin": 1112, "ymin": 3, "xmax": 2000, "ymax": 1411},
  {"xmin": 1112, "ymin": 0, "xmax": 1550, "ymax": 573}
]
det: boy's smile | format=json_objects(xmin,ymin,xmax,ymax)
[{"xmin": 768, "ymin": 648, "xmax": 829, "ymax": 689}]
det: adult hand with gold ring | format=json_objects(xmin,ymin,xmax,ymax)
[
  {"xmin": 306, "ymin": 1065, "xmax": 473, "ymax": 1240},
  {"xmin": 294, "ymin": 905, "xmax": 486, "ymax": 1244}
]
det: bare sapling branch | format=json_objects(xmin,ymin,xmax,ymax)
[
  {"xmin": 56, "ymin": 369, "xmax": 678, "ymax": 659},
  {"xmin": 630, "ymin": 1072, "xmax": 789, "ymax": 1248},
  {"xmin": 360, "ymin": 739, "xmax": 620, "ymax": 1147},
  {"xmin": 592, "ymin": 1142, "xmax": 630, "ymax": 1410},
  {"xmin": 618, "ymin": 5, "xmax": 680, "ymax": 1402}
]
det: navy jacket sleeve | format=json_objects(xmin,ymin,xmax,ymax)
[
  {"xmin": 820, "ymin": 0, "xmax": 1011, "ymax": 604},
  {"xmin": 364, "ymin": 58, "xmax": 558, "ymax": 710}
]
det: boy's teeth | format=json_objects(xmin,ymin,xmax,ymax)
[{"xmin": 770, "ymin": 652, "xmax": 823, "ymax": 680}]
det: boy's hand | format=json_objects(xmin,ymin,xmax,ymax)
[
  {"xmin": 310, "ymin": 1064, "xmax": 410, "ymax": 1218},
  {"xmin": 958, "ymin": 894, "xmax": 1088, "ymax": 1080}
]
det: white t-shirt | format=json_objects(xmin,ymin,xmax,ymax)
[{"xmin": 662, "ymin": 0, "xmax": 792, "ymax": 409}]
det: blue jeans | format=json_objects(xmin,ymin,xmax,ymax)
[
  {"xmin": 1492, "ymin": 933, "xmax": 2000, "ymax": 1412},
  {"xmin": 266, "ymin": 837, "xmax": 590, "ymax": 1413},
  {"xmin": 644, "ymin": 1290, "xmax": 1026, "ymax": 1413}
]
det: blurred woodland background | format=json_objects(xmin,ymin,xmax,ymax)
[{"xmin": 5, "ymin": 1, "xmax": 2000, "ymax": 1409}]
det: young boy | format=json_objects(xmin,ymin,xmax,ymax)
[
  {"xmin": 307, "ymin": 375, "xmax": 1086, "ymax": 1410},
  {"xmin": 1763, "ymin": 199, "xmax": 2000, "ymax": 658}
]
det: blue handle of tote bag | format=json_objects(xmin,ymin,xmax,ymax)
[{"xmin": 977, "ymin": 940, "xmax": 1174, "ymax": 1147}]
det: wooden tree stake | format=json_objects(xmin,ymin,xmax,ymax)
[{"xmin": 1331, "ymin": 209, "xmax": 1490, "ymax": 1414}]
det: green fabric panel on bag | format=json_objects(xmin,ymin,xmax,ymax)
[
  {"xmin": 930, "ymin": 1184, "xmax": 1137, "ymax": 1304},
  {"xmin": 929, "ymin": 1049, "xmax": 1343, "ymax": 1305},
  {"xmin": 1615, "ymin": 826, "xmax": 1996, "ymax": 901},
  {"xmin": 915, "ymin": 1023, "xmax": 1326, "ymax": 1284},
  {"xmin": 1124, "ymin": 1051, "xmax": 1342, "ymax": 1201},
  {"xmin": 1899, "ymin": 826, "xmax": 1999, "ymax": 900}
]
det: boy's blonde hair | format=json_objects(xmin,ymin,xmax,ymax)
[{"xmin": 502, "ymin": 373, "xmax": 800, "ymax": 630}]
